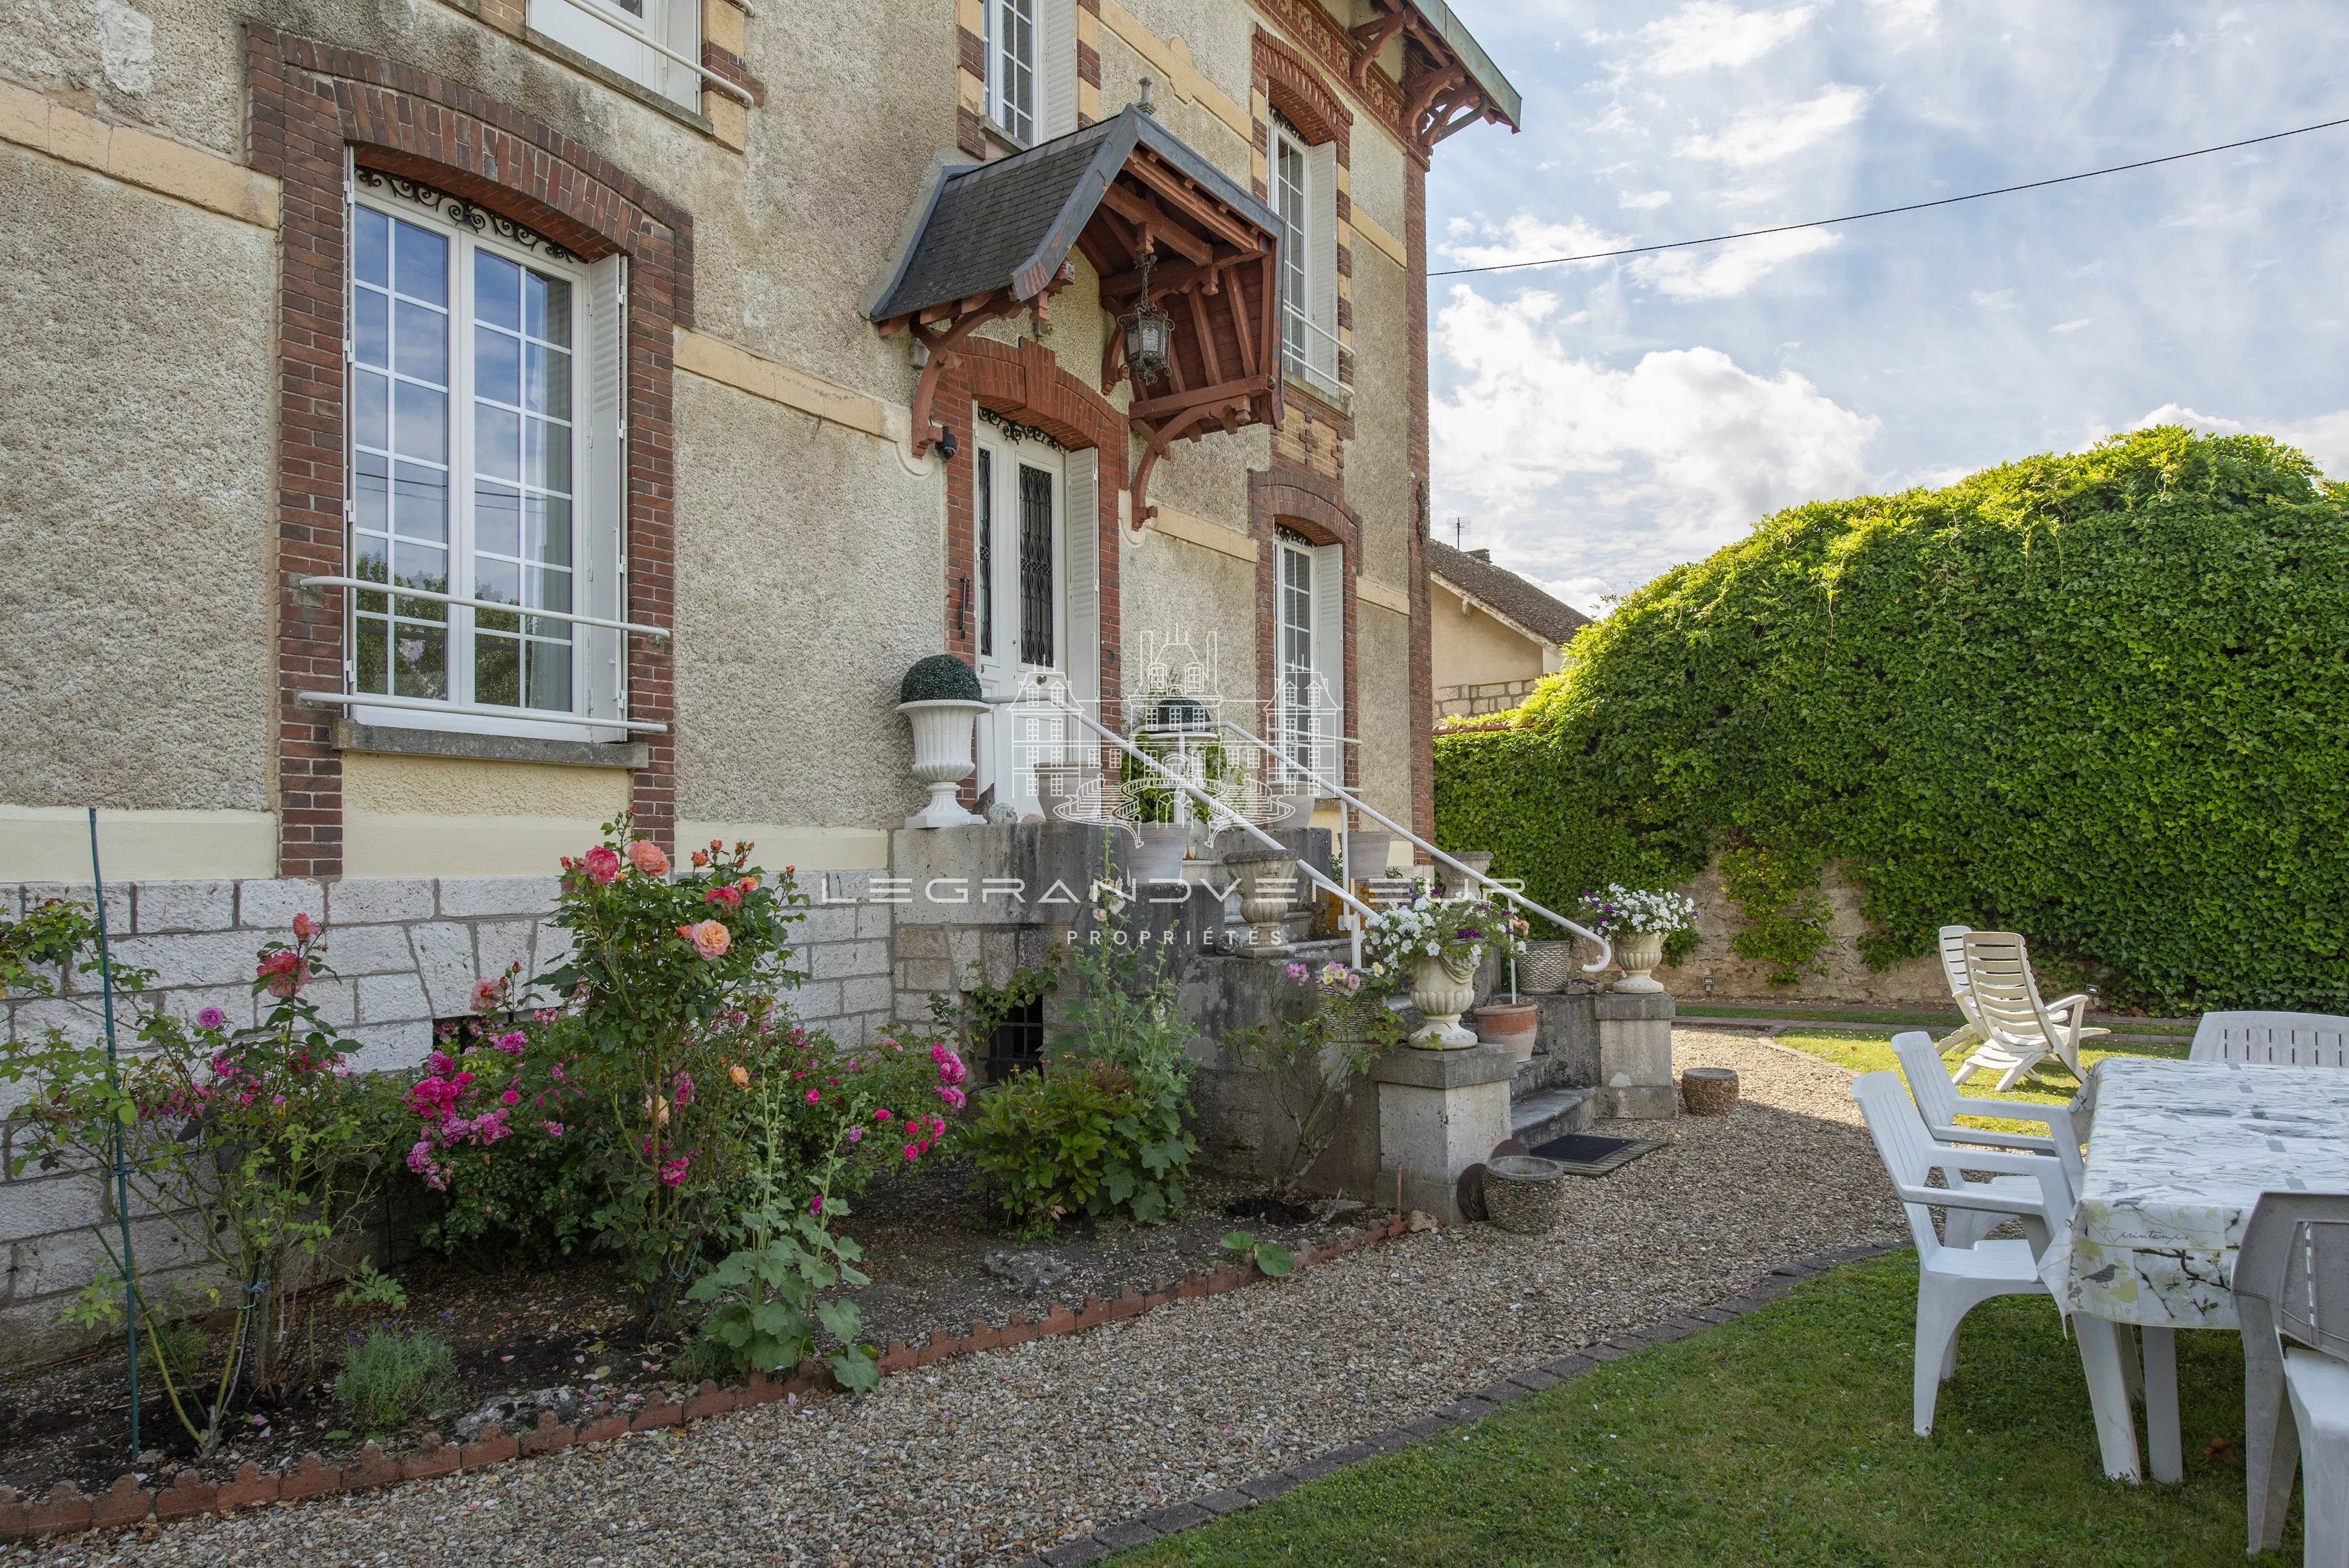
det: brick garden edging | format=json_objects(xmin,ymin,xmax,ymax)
[
  {"xmin": 1008, "ymin": 1240, "xmax": 1900, "ymax": 1567},
  {"xmin": 0, "ymin": 1214, "xmax": 1418, "ymax": 1544}
]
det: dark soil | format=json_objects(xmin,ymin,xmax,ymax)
[{"xmin": 0, "ymin": 1162, "xmax": 1379, "ymax": 1498}]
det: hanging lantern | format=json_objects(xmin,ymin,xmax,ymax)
[{"xmin": 1121, "ymin": 248, "xmax": 1173, "ymax": 387}]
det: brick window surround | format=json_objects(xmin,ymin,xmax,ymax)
[
  {"xmin": 245, "ymin": 26, "xmax": 694, "ymax": 876},
  {"xmin": 1250, "ymin": 467, "xmax": 1359, "ymax": 796},
  {"xmin": 935, "ymin": 336, "xmax": 1128, "ymax": 740}
]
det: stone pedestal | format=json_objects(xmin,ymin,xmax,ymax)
[
  {"xmin": 1369, "ymin": 1044, "xmax": 1517, "ymax": 1223},
  {"xmin": 1595, "ymin": 990, "xmax": 1677, "ymax": 1119}
]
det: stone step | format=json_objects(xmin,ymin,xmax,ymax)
[{"xmin": 1511, "ymin": 1085, "xmax": 1596, "ymax": 1147}]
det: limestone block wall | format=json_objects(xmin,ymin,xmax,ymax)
[
  {"xmin": 0, "ymin": 873, "xmax": 893, "ymax": 1369},
  {"xmin": 1657, "ymin": 858, "xmax": 1944, "ymax": 1005}
]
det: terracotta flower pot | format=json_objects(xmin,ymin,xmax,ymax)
[{"xmin": 1473, "ymin": 1001, "xmax": 1539, "ymax": 1063}]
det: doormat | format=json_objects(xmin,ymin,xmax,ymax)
[{"xmin": 1529, "ymin": 1132, "xmax": 1662, "ymax": 1177}]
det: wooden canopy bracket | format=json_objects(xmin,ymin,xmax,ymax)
[
  {"xmin": 904, "ymin": 293, "xmax": 1028, "ymax": 457},
  {"xmin": 1348, "ymin": 5, "xmax": 1409, "ymax": 88},
  {"xmin": 1125, "ymin": 372, "xmax": 1273, "ymax": 534}
]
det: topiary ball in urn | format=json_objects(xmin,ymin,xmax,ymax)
[
  {"xmin": 897, "ymin": 655, "xmax": 989, "ymax": 829},
  {"xmin": 901, "ymin": 654, "xmax": 984, "ymax": 704}
]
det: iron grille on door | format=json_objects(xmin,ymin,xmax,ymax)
[
  {"xmin": 1019, "ymin": 463, "xmax": 1055, "ymax": 667},
  {"xmin": 977, "ymin": 448, "xmax": 995, "ymax": 658}
]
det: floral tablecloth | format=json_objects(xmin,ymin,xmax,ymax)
[{"xmin": 2041, "ymin": 1056, "xmax": 2349, "ymax": 1328}]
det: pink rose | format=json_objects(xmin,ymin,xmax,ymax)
[
  {"xmin": 470, "ymin": 977, "xmax": 505, "ymax": 1014},
  {"xmin": 291, "ymin": 912, "xmax": 318, "ymax": 941},
  {"xmin": 495, "ymin": 1031, "xmax": 527, "ymax": 1056},
  {"xmin": 255, "ymin": 950, "xmax": 307, "ymax": 998},
  {"xmin": 195, "ymin": 1006, "xmax": 227, "ymax": 1031},
  {"xmin": 628, "ymin": 839, "xmax": 670, "ymax": 877},
  {"xmin": 805, "ymin": 1088, "xmax": 820, "ymax": 1105},
  {"xmin": 659, "ymin": 1155, "xmax": 692, "ymax": 1187},
  {"xmin": 903, "ymin": 1143, "xmax": 919, "ymax": 1161},
  {"xmin": 541, "ymin": 1121, "xmax": 565, "ymax": 1138},
  {"xmin": 583, "ymin": 846, "xmax": 622, "ymax": 885},
  {"xmin": 847, "ymin": 1126, "xmax": 864, "ymax": 1143},
  {"xmin": 704, "ymin": 885, "xmax": 742, "ymax": 911},
  {"xmin": 937, "ymin": 1084, "xmax": 966, "ymax": 1111},
  {"xmin": 689, "ymin": 920, "xmax": 731, "ymax": 960},
  {"xmin": 874, "ymin": 1108, "xmax": 893, "ymax": 1123},
  {"xmin": 501, "ymin": 1089, "xmax": 520, "ymax": 1106}
]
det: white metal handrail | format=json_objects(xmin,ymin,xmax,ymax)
[
  {"xmin": 548, "ymin": 0, "xmax": 756, "ymax": 103},
  {"xmin": 1039, "ymin": 695, "xmax": 1380, "ymax": 927},
  {"xmin": 298, "ymin": 576, "xmax": 672, "ymax": 641},
  {"xmin": 1214, "ymin": 718, "xmax": 1613, "ymax": 972},
  {"xmin": 294, "ymin": 688, "xmax": 667, "ymax": 733}
]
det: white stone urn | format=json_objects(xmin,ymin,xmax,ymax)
[
  {"xmin": 1409, "ymin": 947, "xmax": 1482, "ymax": 1048},
  {"xmin": 897, "ymin": 699, "xmax": 990, "ymax": 829},
  {"xmin": 1612, "ymin": 930, "xmax": 1666, "ymax": 993},
  {"xmin": 1236, "ymin": 855, "xmax": 1297, "ymax": 956}
]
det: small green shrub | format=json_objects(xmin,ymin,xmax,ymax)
[
  {"xmin": 965, "ymin": 1058, "xmax": 1138, "ymax": 1237},
  {"xmin": 142, "ymin": 1320, "xmax": 210, "ymax": 1388},
  {"xmin": 334, "ymin": 1328, "xmax": 459, "ymax": 1431}
]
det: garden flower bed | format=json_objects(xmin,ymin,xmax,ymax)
[{"xmin": 0, "ymin": 1162, "xmax": 1380, "ymax": 1508}]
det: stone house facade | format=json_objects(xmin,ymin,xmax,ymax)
[{"xmin": 0, "ymin": 0, "xmax": 1519, "ymax": 1359}]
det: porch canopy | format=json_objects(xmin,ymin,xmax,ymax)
[{"xmin": 869, "ymin": 106, "xmax": 1284, "ymax": 529}]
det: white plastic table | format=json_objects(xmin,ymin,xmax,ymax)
[{"xmin": 2040, "ymin": 1056, "xmax": 2349, "ymax": 1481}]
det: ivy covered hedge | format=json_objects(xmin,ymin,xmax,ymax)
[{"xmin": 1433, "ymin": 428, "xmax": 2349, "ymax": 1012}]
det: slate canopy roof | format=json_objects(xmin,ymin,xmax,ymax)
[
  {"xmin": 871, "ymin": 107, "xmax": 1289, "ymax": 529},
  {"xmin": 869, "ymin": 106, "xmax": 1277, "ymax": 324}
]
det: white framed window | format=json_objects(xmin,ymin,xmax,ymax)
[
  {"xmin": 986, "ymin": 0, "xmax": 1077, "ymax": 147},
  {"xmin": 528, "ymin": 0, "xmax": 701, "ymax": 107},
  {"xmin": 1274, "ymin": 527, "xmax": 1344, "ymax": 793},
  {"xmin": 345, "ymin": 171, "xmax": 629, "ymax": 741},
  {"xmin": 1271, "ymin": 113, "xmax": 1341, "ymax": 392}
]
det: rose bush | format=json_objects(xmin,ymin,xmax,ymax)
[{"xmin": 1, "ymin": 915, "xmax": 401, "ymax": 1451}]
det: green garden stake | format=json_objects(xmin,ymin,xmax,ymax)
[{"xmin": 89, "ymin": 807, "xmax": 141, "ymax": 1464}]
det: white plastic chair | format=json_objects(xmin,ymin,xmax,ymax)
[
  {"xmin": 2234, "ymin": 1191, "xmax": 2349, "ymax": 1565},
  {"xmin": 1892, "ymin": 1031, "xmax": 2085, "ymax": 1248},
  {"xmin": 1936, "ymin": 925, "xmax": 1987, "ymax": 1056},
  {"xmin": 1852, "ymin": 1070, "xmax": 2072, "ymax": 1435},
  {"xmin": 1952, "ymin": 930, "xmax": 2108, "ymax": 1091},
  {"xmin": 2192, "ymin": 1012, "xmax": 2349, "ymax": 1069}
]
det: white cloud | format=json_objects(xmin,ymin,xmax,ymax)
[
  {"xmin": 1677, "ymin": 83, "xmax": 1872, "ymax": 167},
  {"xmin": 1971, "ymin": 288, "xmax": 2018, "ymax": 311},
  {"xmin": 1631, "ymin": 228, "xmax": 1840, "ymax": 300},
  {"xmin": 2131, "ymin": 403, "xmax": 2349, "ymax": 474},
  {"xmin": 1619, "ymin": 189, "xmax": 1675, "ymax": 210},
  {"xmin": 1438, "ymin": 216, "xmax": 1628, "ymax": 273},
  {"xmin": 2051, "ymin": 318, "xmax": 2092, "ymax": 333},
  {"xmin": 1431, "ymin": 288, "xmax": 1880, "ymax": 592},
  {"xmin": 1621, "ymin": 3, "xmax": 1819, "ymax": 78}
]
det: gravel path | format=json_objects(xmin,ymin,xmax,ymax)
[{"xmin": 24, "ymin": 1031, "xmax": 1900, "ymax": 1567}]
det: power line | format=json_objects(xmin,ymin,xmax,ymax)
[{"xmin": 1428, "ymin": 115, "xmax": 2349, "ymax": 278}]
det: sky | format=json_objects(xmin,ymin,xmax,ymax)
[{"xmin": 1422, "ymin": 1, "xmax": 2349, "ymax": 614}]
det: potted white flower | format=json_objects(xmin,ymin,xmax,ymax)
[
  {"xmin": 1574, "ymin": 884, "xmax": 1697, "ymax": 993},
  {"xmin": 1362, "ymin": 894, "xmax": 1524, "ymax": 1049},
  {"xmin": 897, "ymin": 655, "xmax": 989, "ymax": 829}
]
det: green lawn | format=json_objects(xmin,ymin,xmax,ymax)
[
  {"xmin": 1769, "ymin": 1029, "xmax": 2189, "ymax": 1138},
  {"xmin": 1111, "ymin": 1253, "xmax": 2297, "ymax": 1566}
]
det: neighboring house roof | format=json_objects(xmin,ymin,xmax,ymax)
[
  {"xmin": 1427, "ymin": 541, "xmax": 1591, "ymax": 647},
  {"xmin": 866, "ymin": 106, "xmax": 1277, "ymax": 324}
]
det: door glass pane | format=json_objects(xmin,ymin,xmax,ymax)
[
  {"xmin": 977, "ymin": 447, "xmax": 995, "ymax": 659},
  {"xmin": 1018, "ymin": 463, "xmax": 1054, "ymax": 668}
]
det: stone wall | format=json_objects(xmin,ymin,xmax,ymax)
[
  {"xmin": 0, "ymin": 873, "xmax": 892, "ymax": 1369},
  {"xmin": 1657, "ymin": 858, "xmax": 1945, "ymax": 1005}
]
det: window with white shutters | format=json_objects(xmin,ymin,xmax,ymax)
[
  {"xmin": 988, "ymin": 0, "xmax": 1078, "ymax": 146},
  {"xmin": 1271, "ymin": 113, "xmax": 1341, "ymax": 395},
  {"xmin": 526, "ymin": 0, "xmax": 701, "ymax": 106}
]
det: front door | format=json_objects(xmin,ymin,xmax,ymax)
[{"xmin": 973, "ymin": 418, "xmax": 1066, "ymax": 815}]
